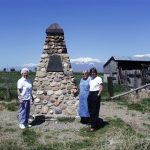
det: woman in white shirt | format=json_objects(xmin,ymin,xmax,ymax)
[
  {"xmin": 88, "ymin": 67, "xmax": 103, "ymax": 131},
  {"xmin": 17, "ymin": 68, "xmax": 32, "ymax": 129}
]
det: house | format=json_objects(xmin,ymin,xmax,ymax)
[{"xmin": 103, "ymin": 56, "xmax": 150, "ymax": 88}]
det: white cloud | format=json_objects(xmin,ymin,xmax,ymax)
[
  {"xmin": 21, "ymin": 63, "xmax": 38, "ymax": 67},
  {"xmin": 20, "ymin": 57, "xmax": 103, "ymax": 67},
  {"xmin": 133, "ymin": 54, "xmax": 150, "ymax": 58},
  {"xmin": 70, "ymin": 57, "xmax": 101, "ymax": 64}
]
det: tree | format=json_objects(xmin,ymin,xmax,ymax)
[
  {"xmin": 10, "ymin": 68, "xmax": 15, "ymax": 72},
  {"xmin": 3, "ymin": 68, "xmax": 6, "ymax": 72}
]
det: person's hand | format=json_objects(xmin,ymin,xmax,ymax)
[
  {"xmin": 71, "ymin": 88, "xmax": 78, "ymax": 95},
  {"xmin": 18, "ymin": 96, "xmax": 24, "ymax": 103},
  {"xmin": 97, "ymin": 93, "xmax": 101, "ymax": 97},
  {"xmin": 29, "ymin": 96, "xmax": 34, "ymax": 104},
  {"xmin": 31, "ymin": 96, "xmax": 34, "ymax": 103},
  {"xmin": 32, "ymin": 97, "xmax": 34, "ymax": 102},
  {"xmin": 72, "ymin": 88, "xmax": 78, "ymax": 93}
]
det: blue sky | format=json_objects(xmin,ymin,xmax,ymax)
[{"xmin": 0, "ymin": 0, "xmax": 150, "ymax": 69}]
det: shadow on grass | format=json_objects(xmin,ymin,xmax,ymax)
[
  {"xmin": 80, "ymin": 118, "xmax": 109, "ymax": 137},
  {"xmin": 97, "ymin": 117, "xmax": 109, "ymax": 129},
  {"xmin": 31, "ymin": 115, "xmax": 45, "ymax": 126}
]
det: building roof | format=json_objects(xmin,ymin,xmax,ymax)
[
  {"xmin": 113, "ymin": 56, "xmax": 150, "ymax": 61},
  {"xmin": 104, "ymin": 56, "xmax": 150, "ymax": 68}
]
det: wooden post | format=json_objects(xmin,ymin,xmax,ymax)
[{"xmin": 107, "ymin": 77, "xmax": 114, "ymax": 98}]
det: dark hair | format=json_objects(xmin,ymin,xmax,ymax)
[{"xmin": 89, "ymin": 67, "xmax": 97, "ymax": 75}]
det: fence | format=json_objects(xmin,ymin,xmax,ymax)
[{"xmin": 111, "ymin": 83, "xmax": 150, "ymax": 100}]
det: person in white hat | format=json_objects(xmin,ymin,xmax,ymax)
[{"xmin": 17, "ymin": 68, "xmax": 32, "ymax": 129}]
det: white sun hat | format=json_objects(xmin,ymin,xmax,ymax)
[{"xmin": 21, "ymin": 68, "xmax": 29, "ymax": 74}]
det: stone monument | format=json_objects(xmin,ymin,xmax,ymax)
[{"xmin": 31, "ymin": 23, "xmax": 78, "ymax": 119}]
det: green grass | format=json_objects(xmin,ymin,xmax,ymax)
[
  {"xmin": 26, "ymin": 140, "xmax": 92, "ymax": 150},
  {"xmin": 0, "ymin": 101, "xmax": 18, "ymax": 111},
  {"xmin": 0, "ymin": 140, "xmax": 23, "ymax": 150},
  {"xmin": 3, "ymin": 128, "xmax": 17, "ymax": 132},
  {"xmin": 80, "ymin": 118, "xmax": 135, "ymax": 137},
  {"xmin": 79, "ymin": 118, "xmax": 149, "ymax": 150},
  {"xmin": 57, "ymin": 117, "xmax": 75, "ymax": 123},
  {"xmin": 0, "ymin": 71, "xmax": 128, "ymax": 102},
  {"xmin": 0, "ymin": 117, "xmax": 149, "ymax": 150},
  {"xmin": 143, "ymin": 123, "xmax": 150, "ymax": 129},
  {"xmin": 118, "ymin": 98, "xmax": 150, "ymax": 112},
  {"xmin": 0, "ymin": 71, "xmax": 149, "ymax": 149},
  {"xmin": 22, "ymin": 128, "xmax": 39, "ymax": 145},
  {"xmin": 0, "ymin": 71, "xmax": 35, "ymax": 101},
  {"xmin": 113, "ymin": 84, "xmax": 127, "ymax": 94}
]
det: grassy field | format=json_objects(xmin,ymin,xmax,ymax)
[
  {"xmin": 0, "ymin": 71, "xmax": 150, "ymax": 150},
  {"xmin": 0, "ymin": 110, "xmax": 149, "ymax": 150},
  {"xmin": 0, "ymin": 71, "xmax": 127, "ymax": 101}
]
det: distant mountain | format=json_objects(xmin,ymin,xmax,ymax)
[
  {"xmin": 16, "ymin": 57, "xmax": 105, "ymax": 72},
  {"xmin": 70, "ymin": 57, "xmax": 105, "ymax": 72},
  {"xmin": 0, "ymin": 64, "xmax": 37, "ymax": 72},
  {"xmin": 71, "ymin": 62, "xmax": 104, "ymax": 72},
  {"xmin": 0, "ymin": 61, "xmax": 104, "ymax": 73},
  {"xmin": 2, "ymin": 54, "xmax": 150, "ymax": 72}
]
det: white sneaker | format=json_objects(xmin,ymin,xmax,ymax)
[
  {"xmin": 75, "ymin": 115, "xmax": 80, "ymax": 119},
  {"xmin": 27, "ymin": 124, "xmax": 32, "ymax": 128},
  {"xmin": 19, "ymin": 124, "xmax": 25, "ymax": 129}
]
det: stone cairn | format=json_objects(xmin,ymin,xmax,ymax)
[{"xmin": 31, "ymin": 23, "xmax": 78, "ymax": 119}]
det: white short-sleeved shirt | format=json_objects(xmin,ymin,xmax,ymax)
[
  {"xmin": 17, "ymin": 77, "xmax": 32, "ymax": 100},
  {"xmin": 89, "ymin": 76, "xmax": 103, "ymax": 91}
]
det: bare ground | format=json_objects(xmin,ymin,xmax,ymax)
[
  {"xmin": 0, "ymin": 101, "xmax": 150, "ymax": 148},
  {"xmin": 100, "ymin": 102, "xmax": 150, "ymax": 134}
]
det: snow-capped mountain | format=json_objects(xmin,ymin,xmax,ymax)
[
  {"xmin": 70, "ymin": 57, "xmax": 105, "ymax": 72},
  {"xmin": 1, "ymin": 57, "xmax": 105, "ymax": 72},
  {"xmin": 2, "ymin": 54, "xmax": 150, "ymax": 72}
]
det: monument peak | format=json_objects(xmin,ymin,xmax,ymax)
[{"xmin": 46, "ymin": 23, "xmax": 64, "ymax": 36}]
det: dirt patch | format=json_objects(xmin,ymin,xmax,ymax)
[
  {"xmin": 101, "ymin": 102, "xmax": 150, "ymax": 134},
  {"xmin": 0, "ymin": 101, "xmax": 149, "ymax": 149}
]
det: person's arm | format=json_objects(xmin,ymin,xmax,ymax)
[
  {"xmin": 17, "ymin": 88, "xmax": 24, "ymax": 103},
  {"xmin": 17, "ymin": 88, "xmax": 21, "ymax": 97},
  {"xmin": 17, "ymin": 79, "xmax": 23, "ymax": 98},
  {"xmin": 97, "ymin": 84, "xmax": 103, "ymax": 96}
]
